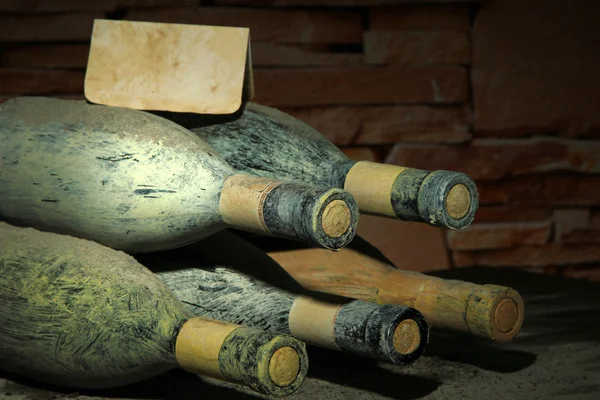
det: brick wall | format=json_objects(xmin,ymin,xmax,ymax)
[{"xmin": 1, "ymin": 0, "xmax": 599, "ymax": 280}]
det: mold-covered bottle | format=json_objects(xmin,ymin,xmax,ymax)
[
  {"xmin": 0, "ymin": 222, "xmax": 307, "ymax": 397},
  {"xmin": 0, "ymin": 97, "xmax": 358, "ymax": 253},
  {"xmin": 190, "ymin": 102, "xmax": 478, "ymax": 230}
]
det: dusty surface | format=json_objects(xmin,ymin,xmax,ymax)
[{"xmin": 1, "ymin": 266, "xmax": 599, "ymax": 399}]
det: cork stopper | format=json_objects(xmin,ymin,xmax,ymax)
[
  {"xmin": 446, "ymin": 183, "xmax": 471, "ymax": 220},
  {"xmin": 393, "ymin": 319, "xmax": 421, "ymax": 355},
  {"xmin": 310, "ymin": 189, "xmax": 359, "ymax": 250},
  {"xmin": 268, "ymin": 346, "xmax": 301, "ymax": 387},
  {"xmin": 321, "ymin": 199, "xmax": 351, "ymax": 238},
  {"xmin": 486, "ymin": 289, "xmax": 524, "ymax": 342},
  {"xmin": 494, "ymin": 298, "xmax": 520, "ymax": 334}
]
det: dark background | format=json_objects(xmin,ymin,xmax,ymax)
[{"xmin": 1, "ymin": 0, "xmax": 599, "ymax": 279}]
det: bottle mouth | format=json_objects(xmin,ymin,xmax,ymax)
[
  {"xmin": 320, "ymin": 199, "xmax": 352, "ymax": 238},
  {"xmin": 256, "ymin": 334, "xmax": 309, "ymax": 397},
  {"xmin": 374, "ymin": 306, "xmax": 429, "ymax": 365},
  {"xmin": 445, "ymin": 183, "xmax": 472, "ymax": 220},
  {"xmin": 268, "ymin": 346, "xmax": 301, "ymax": 387},
  {"xmin": 392, "ymin": 319, "xmax": 422, "ymax": 356},
  {"xmin": 417, "ymin": 171, "xmax": 479, "ymax": 230},
  {"xmin": 488, "ymin": 289, "xmax": 525, "ymax": 342},
  {"xmin": 494, "ymin": 298, "xmax": 520, "ymax": 333},
  {"xmin": 313, "ymin": 189, "xmax": 359, "ymax": 250}
]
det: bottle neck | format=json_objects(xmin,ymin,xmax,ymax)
[
  {"xmin": 219, "ymin": 173, "xmax": 358, "ymax": 250},
  {"xmin": 175, "ymin": 317, "xmax": 239, "ymax": 379}
]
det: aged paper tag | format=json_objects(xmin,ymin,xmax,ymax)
[{"xmin": 85, "ymin": 19, "xmax": 253, "ymax": 114}]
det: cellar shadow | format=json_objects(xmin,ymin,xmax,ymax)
[
  {"xmin": 0, "ymin": 369, "xmax": 263, "ymax": 400},
  {"xmin": 555, "ymin": 383, "xmax": 600, "ymax": 397},
  {"xmin": 422, "ymin": 331, "xmax": 537, "ymax": 373},
  {"xmin": 305, "ymin": 347, "xmax": 441, "ymax": 400},
  {"xmin": 578, "ymin": 353, "xmax": 600, "ymax": 375},
  {"xmin": 144, "ymin": 230, "xmax": 350, "ymax": 306},
  {"xmin": 139, "ymin": 232, "xmax": 305, "ymax": 295},
  {"xmin": 151, "ymin": 107, "xmax": 244, "ymax": 131}
]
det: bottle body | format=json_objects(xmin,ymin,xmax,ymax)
[{"xmin": 0, "ymin": 97, "xmax": 232, "ymax": 252}]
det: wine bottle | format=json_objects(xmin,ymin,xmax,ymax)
[
  {"xmin": 137, "ymin": 236, "xmax": 429, "ymax": 366},
  {"xmin": 0, "ymin": 222, "xmax": 308, "ymax": 396},
  {"xmin": 254, "ymin": 235, "xmax": 524, "ymax": 342},
  {"xmin": 187, "ymin": 102, "xmax": 478, "ymax": 230},
  {"xmin": 0, "ymin": 97, "xmax": 358, "ymax": 253}
]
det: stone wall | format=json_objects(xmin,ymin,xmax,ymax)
[{"xmin": 1, "ymin": 0, "xmax": 599, "ymax": 279}]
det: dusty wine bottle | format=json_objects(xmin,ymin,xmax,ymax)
[
  {"xmin": 0, "ymin": 97, "xmax": 358, "ymax": 253},
  {"xmin": 257, "ymin": 235, "xmax": 525, "ymax": 343},
  {"xmin": 188, "ymin": 102, "xmax": 479, "ymax": 230},
  {"xmin": 0, "ymin": 222, "xmax": 308, "ymax": 396},
  {"xmin": 138, "ymin": 246, "xmax": 429, "ymax": 366}
]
